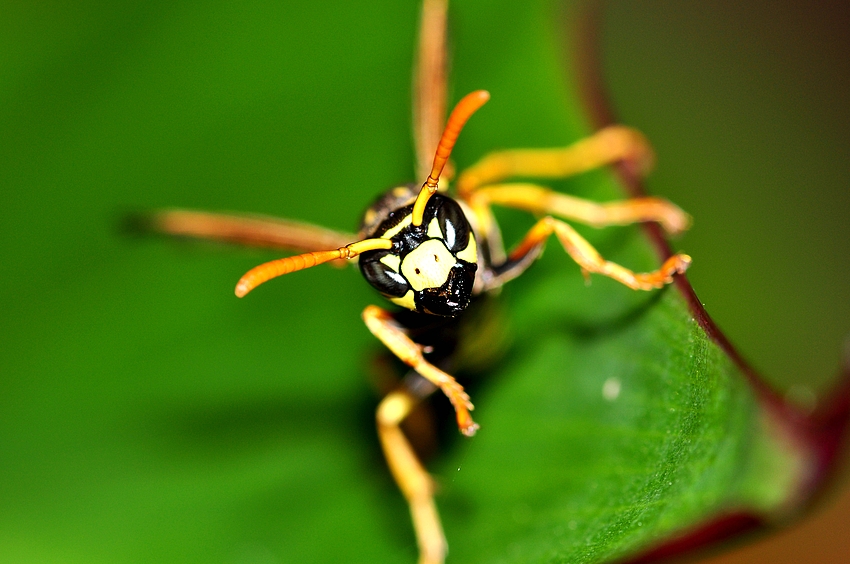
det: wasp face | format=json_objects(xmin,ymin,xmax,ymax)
[{"xmin": 359, "ymin": 194, "xmax": 478, "ymax": 317}]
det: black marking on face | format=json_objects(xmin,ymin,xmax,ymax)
[
  {"xmin": 415, "ymin": 264, "xmax": 476, "ymax": 316},
  {"xmin": 359, "ymin": 250, "xmax": 409, "ymax": 298},
  {"xmin": 435, "ymin": 197, "xmax": 471, "ymax": 254}
]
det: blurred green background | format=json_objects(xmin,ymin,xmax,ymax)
[
  {"xmin": 601, "ymin": 1, "xmax": 850, "ymax": 562},
  {"xmin": 603, "ymin": 0, "xmax": 850, "ymax": 395},
  {"xmin": 1, "ymin": 0, "xmax": 847, "ymax": 563}
]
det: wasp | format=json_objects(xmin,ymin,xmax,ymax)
[{"xmin": 145, "ymin": 1, "xmax": 691, "ymax": 562}]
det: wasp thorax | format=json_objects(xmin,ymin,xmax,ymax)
[{"xmin": 359, "ymin": 193, "xmax": 478, "ymax": 317}]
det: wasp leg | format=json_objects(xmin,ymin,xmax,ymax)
[
  {"xmin": 377, "ymin": 388, "xmax": 447, "ymax": 564},
  {"xmin": 469, "ymin": 183, "xmax": 691, "ymax": 235},
  {"xmin": 413, "ymin": 0, "xmax": 449, "ymax": 182},
  {"xmin": 507, "ymin": 216, "xmax": 690, "ymax": 290},
  {"xmin": 135, "ymin": 209, "xmax": 356, "ymax": 254},
  {"xmin": 457, "ymin": 125, "xmax": 655, "ymax": 196},
  {"xmin": 362, "ymin": 305, "xmax": 479, "ymax": 436}
]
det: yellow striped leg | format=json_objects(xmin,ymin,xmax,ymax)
[
  {"xmin": 376, "ymin": 389, "xmax": 447, "ymax": 564},
  {"xmin": 509, "ymin": 216, "xmax": 691, "ymax": 290},
  {"xmin": 470, "ymin": 183, "xmax": 691, "ymax": 235},
  {"xmin": 457, "ymin": 125, "xmax": 655, "ymax": 196}
]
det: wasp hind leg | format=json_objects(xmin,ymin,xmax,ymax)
[
  {"xmin": 377, "ymin": 388, "xmax": 447, "ymax": 564},
  {"xmin": 136, "ymin": 209, "xmax": 357, "ymax": 254},
  {"xmin": 466, "ymin": 183, "xmax": 690, "ymax": 236},
  {"xmin": 457, "ymin": 125, "xmax": 657, "ymax": 195},
  {"xmin": 456, "ymin": 125, "xmax": 691, "ymax": 236}
]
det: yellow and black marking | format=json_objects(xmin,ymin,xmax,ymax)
[{"xmin": 359, "ymin": 192, "xmax": 478, "ymax": 317}]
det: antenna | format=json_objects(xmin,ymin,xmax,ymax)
[
  {"xmin": 235, "ymin": 238, "xmax": 392, "ymax": 297},
  {"xmin": 411, "ymin": 90, "xmax": 490, "ymax": 226}
]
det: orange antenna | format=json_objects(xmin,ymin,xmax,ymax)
[
  {"xmin": 411, "ymin": 90, "xmax": 490, "ymax": 226},
  {"xmin": 235, "ymin": 238, "xmax": 392, "ymax": 297}
]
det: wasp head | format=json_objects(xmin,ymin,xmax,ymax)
[{"xmin": 359, "ymin": 194, "xmax": 478, "ymax": 317}]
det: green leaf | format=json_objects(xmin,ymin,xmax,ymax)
[{"xmin": 0, "ymin": 1, "xmax": 844, "ymax": 563}]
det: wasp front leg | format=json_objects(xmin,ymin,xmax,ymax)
[
  {"xmin": 363, "ymin": 305, "xmax": 478, "ymax": 436},
  {"xmin": 508, "ymin": 216, "xmax": 690, "ymax": 290},
  {"xmin": 363, "ymin": 305, "xmax": 477, "ymax": 564}
]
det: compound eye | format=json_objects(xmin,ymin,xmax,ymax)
[
  {"xmin": 436, "ymin": 198, "xmax": 471, "ymax": 254},
  {"xmin": 359, "ymin": 251, "xmax": 409, "ymax": 298}
]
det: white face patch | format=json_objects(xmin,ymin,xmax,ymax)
[{"xmin": 400, "ymin": 239, "xmax": 456, "ymax": 292}]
